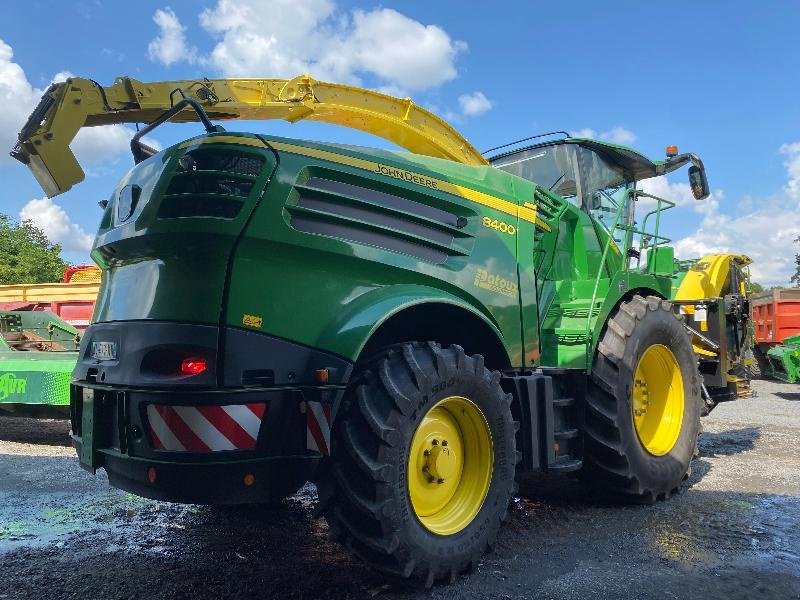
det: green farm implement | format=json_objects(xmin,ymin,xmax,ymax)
[
  {"xmin": 0, "ymin": 311, "xmax": 80, "ymax": 417},
  {"xmin": 14, "ymin": 74, "xmax": 715, "ymax": 585},
  {"xmin": 763, "ymin": 334, "xmax": 800, "ymax": 383}
]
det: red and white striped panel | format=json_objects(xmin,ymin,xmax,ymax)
[
  {"xmin": 306, "ymin": 401, "xmax": 332, "ymax": 455},
  {"xmin": 147, "ymin": 403, "xmax": 266, "ymax": 452}
]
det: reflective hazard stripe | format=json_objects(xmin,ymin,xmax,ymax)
[
  {"xmin": 146, "ymin": 403, "xmax": 266, "ymax": 452},
  {"xmin": 306, "ymin": 401, "xmax": 332, "ymax": 455}
]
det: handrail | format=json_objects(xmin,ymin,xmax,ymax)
[
  {"xmin": 583, "ymin": 187, "xmax": 677, "ymax": 368},
  {"xmin": 585, "ymin": 188, "xmax": 632, "ymax": 367},
  {"xmin": 634, "ymin": 190, "xmax": 676, "ymax": 252}
]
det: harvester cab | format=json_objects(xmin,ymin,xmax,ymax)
[
  {"xmin": 14, "ymin": 74, "xmax": 716, "ymax": 586},
  {"xmin": 490, "ymin": 135, "xmax": 709, "ymax": 263}
]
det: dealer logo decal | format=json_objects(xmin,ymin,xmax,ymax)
[{"xmin": 0, "ymin": 373, "xmax": 27, "ymax": 401}]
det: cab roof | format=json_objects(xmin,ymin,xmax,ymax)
[{"xmin": 489, "ymin": 137, "xmax": 693, "ymax": 182}]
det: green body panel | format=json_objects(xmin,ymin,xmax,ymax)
[
  {"xmin": 89, "ymin": 131, "xmax": 680, "ymax": 374},
  {"xmin": 226, "ymin": 143, "xmax": 526, "ymax": 366},
  {"xmin": 0, "ymin": 311, "xmax": 79, "ymax": 407},
  {"xmin": 92, "ymin": 143, "xmax": 278, "ymax": 325}
]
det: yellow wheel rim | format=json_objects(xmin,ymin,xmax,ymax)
[
  {"xmin": 632, "ymin": 344, "xmax": 685, "ymax": 456},
  {"xmin": 408, "ymin": 396, "xmax": 493, "ymax": 535}
]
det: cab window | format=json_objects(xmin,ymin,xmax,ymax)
[{"xmin": 492, "ymin": 145, "xmax": 579, "ymax": 205}]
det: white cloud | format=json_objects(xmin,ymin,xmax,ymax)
[
  {"xmin": 673, "ymin": 209, "xmax": 798, "ymax": 286},
  {"xmin": 19, "ymin": 197, "xmax": 93, "ymax": 253},
  {"xmin": 780, "ymin": 141, "xmax": 800, "ymax": 199},
  {"xmin": 570, "ymin": 126, "xmax": 637, "ymax": 146},
  {"xmin": 458, "ymin": 91, "xmax": 493, "ymax": 117},
  {"xmin": 639, "ymin": 175, "xmax": 718, "ymax": 211},
  {"xmin": 0, "ymin": 39, "xmax": 46, "ymax": 164},
  {"xmin": 157, "ymin": 1, "xmax": 466, "ymax": 92},
  {"xmin": 672, "ymin": 142, "xmax": 800, "ymax": 286},
  {"xmin": 344, "ymin": 8, "xmax": 465, "ymax": 91},
  {"xmin": 603, "ymin": 126, "xmax": 637, "ymax": 146},
  {"xmin": 50, "ymin": 70, "xmax": 75, "ymax": 85},
  {"xmin": 147, "ymin": 7, "xmax": 197, "ymax": 66}
]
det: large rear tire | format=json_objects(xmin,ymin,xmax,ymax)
[
  {"xmin": 582, "ymin": 295, "xmax": 701, "ymax": 501},
  {"xmin": 317, "ymin": 342, "xmax": 517, "ymax": 586}
]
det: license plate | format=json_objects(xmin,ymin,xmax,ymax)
[{"xmin": 90, "ymin": 341, "xmax": 117, "ymax": 360}]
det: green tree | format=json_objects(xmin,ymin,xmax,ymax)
[
  {"xmin": 749, "ymin": 281, "xmax": 764, "ymax": 293},
  {"xmin": 793, "ymin": 236, "xmax": 800, "ymax": 286},
  {"xmin": 0, "ymin": 214, "xmax": 70, "ymax": 284}
]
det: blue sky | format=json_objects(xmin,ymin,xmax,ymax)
[{"xmin": 2, "ymin": 0, "xmax": 799, "ymax": 284}]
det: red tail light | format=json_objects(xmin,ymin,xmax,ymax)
[{"xmin": 181, "ymin": 356, "xmax": 208, "ymax": 375}]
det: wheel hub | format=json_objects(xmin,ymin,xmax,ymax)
[
  {"xmin": 423, "ymin": 440, "xmax": 457, "ymax": 483},
  {"xmin": 632, "ymin": 379, "xmax": 650, "ymax": 417},
  {"xmin": 408, "ymin": 396, "xmax": 493, "ymax": 535},
  {"xmin": 632, "ymin": 344, "xmax": 685, "ymax": 456}
]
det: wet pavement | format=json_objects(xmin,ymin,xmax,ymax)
[{"xmin": 1, "ymin": 379, "xmax": 799, "ymax": 600}]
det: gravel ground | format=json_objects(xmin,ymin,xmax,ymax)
[{"xmin": 1, "ymin": 379, "xmax": 799, "ymax": 600}]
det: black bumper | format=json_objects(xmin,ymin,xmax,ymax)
[
  {"xmin": 81, "ymin": 445, "xmax": 316, "ymax": 504},
  {"xmin": 70, "ymin": 322, "xmax": 351, "ymax": 504},
  {"xmin": 70, "ymin": 383, "xmax": 341, "ymax": 504}
]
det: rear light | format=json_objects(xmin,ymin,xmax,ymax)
[
  {"xmin": 314, "ymin": 368, "xmax": 330, "ymax": 384},
  {"xmin": 181, "ymin": 356, "xmax": 208, "ymax": 375}
]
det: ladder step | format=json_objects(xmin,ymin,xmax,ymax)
[
  {"xmin": 549, "ymin": 457, "xmax": 583, "ymax": 472},
  {"xmin": 552, "ymin": 397, "xmax": 574, "ymax": 408},
  {"xmin": 554, "ymin": 428, "xmax": 579, "ymax": 440}
]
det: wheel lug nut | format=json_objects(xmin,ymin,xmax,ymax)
[
  {"xmin": 432, "ymin": 439, "xmax": 439, "ymax": 446},
  {"xmin": 441, "ymin": 440, "xmax": 448, "ymax": 447},
  {"xmin": 437, "ymin": 478, "xmax": 445, "ymax": 484},
  {"xmin": 423, "ymin": 449, "xmax": 430, "ymax": 456},
  {"xmin": 427, "ymin": 476, "xmax": 435, "ymax": 483},
  {"xmin": 422, "ymin": 465, "xmax": 429, "ymax": 472}
]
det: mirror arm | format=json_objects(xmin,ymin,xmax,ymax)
[{"xmin": 657, "ymin": 152, "xmax": 705, "ymax": 175}]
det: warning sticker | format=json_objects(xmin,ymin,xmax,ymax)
[{"xmin": 243, "ymin": 314, "xmax": 263, "ymax": 328}]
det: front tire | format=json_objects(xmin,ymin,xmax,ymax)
[
  {"xmin": 318, "ymin": 342, "xmax": 517, "ymax": 586},
  {"xmin": 582, "ymin": 295, "xmax": 701, "ymax": 501}
]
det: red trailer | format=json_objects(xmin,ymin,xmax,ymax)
[
  {"xmin": 751, "ymin": 288, "xmax": 800, "ymax": 345},
  {"xmin": 750, "ymin": 288, "xmax": 800, "ymax": 382}
]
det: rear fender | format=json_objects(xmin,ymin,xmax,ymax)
[{"xmin": 319, "ymin": 284, "xmax": 506, "ymax": 368}]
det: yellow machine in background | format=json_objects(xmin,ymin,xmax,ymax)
[{"xmin": 672, "ymin": 254, "xmax": 754, "ymax": 411}]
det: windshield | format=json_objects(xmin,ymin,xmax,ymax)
[{"xmin": 491, "ymin": 145, "xmax": 578, "ymax": 204}]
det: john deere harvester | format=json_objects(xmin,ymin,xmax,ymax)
[{"xmin": 13, "ymin": 75, "xmax": 712, "ymax": 585}]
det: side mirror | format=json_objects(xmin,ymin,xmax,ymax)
[{"xmin": 688, "ymin": 165, "xmax": 709, "ymax": 200}]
